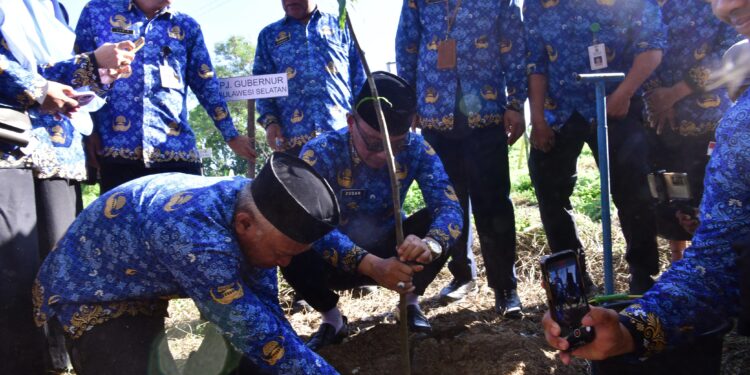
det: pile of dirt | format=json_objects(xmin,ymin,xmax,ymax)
[{"xmin": 317, "ymin": 304, "xmax": 587, "ymax": 375}]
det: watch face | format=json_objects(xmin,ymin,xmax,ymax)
[{"xmin": 426, "ymin": 239, "xmax": 441, "ymax": 257}]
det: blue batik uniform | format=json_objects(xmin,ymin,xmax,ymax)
[
  {"xmin": 643, "ymin": 0, "xmax": 741, "ymax": 137},
  {"xmin": 524, "ymin": 0, "xmax": 666, "ymax": 128},
  {"xmin": 253, "ymin": 9, "xmax": 365, "ymax": 151},
  {"xmin": 0, "ymin": 36, "xmax": 104, "ymax": 180},
  {"xmin": 620, "ymin": 87, "xmax": 750, "ymax": 358},
  {"xmin": 74, "ymin": 0, "xmax": 238, "ymax": 167},
  {"xmin": 299, "ymin": 130, "xmax": 463, "ymax": 272},
  {"xmin": 33, "ymin": 173, "xmax": 337, "ymax": 374},
  {"xmin": 396, "ymin": 0, "xmax": 527, "ymax": 131}
]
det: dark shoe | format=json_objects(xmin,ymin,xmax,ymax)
[
  {"xmin": 306, "ymin": 317, "xmax": 349, "ymax": 351},
  {"xmin": 495, "ymin": 289, "xmax": 523, "ymax": 318},
  {"xmin": 582, "ymin": 272, "xmax": 601, "ymax": 297},
  {"xmin": 406, "ymin": 305, "xmax": 432, "ymax": 333},
  {"xmin": 290, "ymin": 295, "xmax": 314, "ymax": 314},
  {"xmin": 629, "ymin": 272, "xmax": 654, "ymax": 295},
  {"xmin": 438, "ymin": 278, "xmax": 477, "ymax": 305}
]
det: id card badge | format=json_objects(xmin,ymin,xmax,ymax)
[
  {"xmin": 588, "ymin": 43, "xmax": 608, "ymax": 71},
  {"xmin": 160, "ymin": 63, "xmax": 182, "ymax": 89},
  {"xmin": 437, "ymin": 39, "xmax": 457, "ymax": 70}
]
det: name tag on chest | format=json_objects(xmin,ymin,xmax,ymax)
[
  {"xmin": 588, "ymin": 43, "xmax": 608, "ymax": 71},
  {"xmin": 111, "ymin": 27, "xmax": 134, "ymax": 35},
  {"xmin": 341, "ymin": 189, "xmax": 366, "ymax": 199}
]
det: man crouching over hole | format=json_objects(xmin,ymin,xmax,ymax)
[
  {"xmin": 282, "ymin": 71, "xmax": 464, "ymax": 351},
  {"xmin": 33, "ymin": 153, "xmax": 341, "ymax": 374}
]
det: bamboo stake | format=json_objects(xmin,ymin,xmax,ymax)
[{"xmin": 345, "ymin": 14, "xmax": 411, "ymax": 375}]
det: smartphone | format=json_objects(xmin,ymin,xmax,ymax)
[
  {"xmin": 71, "ymin": 90, "xmax": 96, "ymax": 106},
  {"xmin": 540, "ymin": 250, "xmax": 595, "ymax": 350}
]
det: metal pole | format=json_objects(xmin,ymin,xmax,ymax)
[
  {"xmin": 594, "ymin": 81, "xmax": 614, "ymax": 295},
  {"xmin": 247, "ymin": 99, "xmax": 256, "ymax": 178},
  {"xmin": 575, "ymin": 73, "xmax": 625, "ymax": 295}
]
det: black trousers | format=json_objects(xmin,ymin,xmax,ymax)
[
  {"xmin": 0, "ymin": 169, "xmax": 46, "ymax": 375},
  {"xmin": 35, "ymin": 178, "xmax": 82, "ymax": 372},
  {"xmin": 35, "ymin": 178, "xmax": 82, "ymax": 262},
  {"xmin": 528, "ymin": 97, "xmax": 659, "ymax": 276},
  {"xmin": 648, "ymin": 127, "xmax": 713, "ymax": 241},
  {"xmin": 60, "ymin": 313, "xmax": 268, "ymax": 375},
  {"xmin": 59, "ymin": 314, "xmax": 178, "ymax": 375},
  {"xmin": 281, "ymin": 209, "xmax": 451, "ymax": 312},
  {"xmin": 99, "ymin": 159, "xmax": 202, "ymax": 193},
  {"xmin": 423, "ymin": 125, "xmax": 518, "ymax": 292}
]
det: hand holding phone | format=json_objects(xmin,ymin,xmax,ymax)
[
  {"xmin": 540, "ymin": 250, "xmax": 596, "ymax": 351},
  {"xmin": 70, "ymin": 90, "xmax": 96, "ymax": 106},
  {"xmin": 112, "ymin": 38, "xmax": 144, "ymax": 79}
]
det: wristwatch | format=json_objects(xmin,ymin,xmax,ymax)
[{"xmin": 422, "ymin": 237, "xmax": 443, "ymax": 260}]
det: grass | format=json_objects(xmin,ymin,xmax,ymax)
[
  {"xmin": 81, "ymin": 183, "xmax": 100, "ymax": 208},
  {"xmin": 404, "ymin": 134, "xmax": 605, "ymax": 224}
]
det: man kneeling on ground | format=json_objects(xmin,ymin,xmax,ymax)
[{"xmin": 282, "ymin": 71, "xmax": 464, "ymax": 351}]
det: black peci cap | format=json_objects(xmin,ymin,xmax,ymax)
[
  {"xmin": 251, "ymin": 152, "xmax": 339, "ymax": 244},
  {"xmin": 354, "ymin": 71, "xmax": 416, "ymax": 136}
]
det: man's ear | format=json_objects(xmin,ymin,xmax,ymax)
[{"xmin": 234, "ymin": 211, "xmax": 253, "ymax": 235}]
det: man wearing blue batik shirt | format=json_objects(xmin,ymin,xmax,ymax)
[
  {"xmin": 75, "ymin": 0, "xmax": 256, "ymax": 193},
  {"xmin": 525, "ymin": 0, "xmax": 666, "ymax": 294},
  {"xmin": 34, "ymin": 153, "xmax": 341, "ymax": 375},
  {"xmin": 396, "ymin": 0, "xmax": 528, "ymax": 317},
  {"xmin": 542, "ymin": 0, "xmax": 750, "ymax": 364},
  {"xmin": 282, "ymin": 72, "xmax": 463, "ymax": 350},
  {"xmin": 643, "ymin": 0, "xmax": 741, "ymax": 261},
  {"xmin": 253, "ymin": 0, "xmax": 365, "ymax": 156}
]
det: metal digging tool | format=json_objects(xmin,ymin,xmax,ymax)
[{"xmin": 575, "ymin": 72, "xmax": 625, "ymax": 296}]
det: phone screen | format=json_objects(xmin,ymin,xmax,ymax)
[
  {"xmin": 73, "ymin": 93, "xmax": 95, "ymax": 106},
  {"xmin": 542, "ymin": 251, "xmax": 590, "ymax": 335}
]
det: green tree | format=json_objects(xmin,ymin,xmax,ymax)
[{"xmin": 189, "ymin": 36, "xmax": 271, "ymax": 177}]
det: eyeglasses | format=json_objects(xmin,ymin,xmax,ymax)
[{"xmin": 353, "ymin": 116, "xmax": 411, "ymax": 153}]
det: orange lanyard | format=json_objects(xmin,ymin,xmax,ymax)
[{"xmin": 445, "ymin": 0, "xmax": 462, "ymax": 39}]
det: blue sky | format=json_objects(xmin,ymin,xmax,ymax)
[{"xmin": 62, "ymin": 0, "xmax": 402, "ymax": 72}]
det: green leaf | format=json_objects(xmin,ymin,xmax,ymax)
[{"xmin": 338, "ymin": 1, "xmax": 347, "ymax": 29}]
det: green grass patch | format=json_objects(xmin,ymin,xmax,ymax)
[{"xmin": 81, "ymin": 184, "xmax": 100, "ymax": 208}]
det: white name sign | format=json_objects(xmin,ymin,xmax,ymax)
[
  {"xmin": 198, "ymin": 148, "xmax": 213, "ymax": 159},
  {"xmin": 218, "ymin": 74, "xmax": 288, "ymax": 101}
]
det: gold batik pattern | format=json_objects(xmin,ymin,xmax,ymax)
[
  {"xmin": 102, "ymin": 146, "xmax": 200, "ymax": 164},
  {"xmin": 341, "ymin": 246, "xmax": 368, "ymax": 273},
  {"xmin": 687, "ymin": 66, "xmax": 711, "ymax": 91},
  {"xmin": 623, "ymin": 305, "xmax": 667, "ymax": 357},
  {"xmin": 283, "ymin": 132, "xmax": 317, "ymax": 151},
  {"xmin": 63, "ymin": 300, "xmax": 168, "ymax": 339}
]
